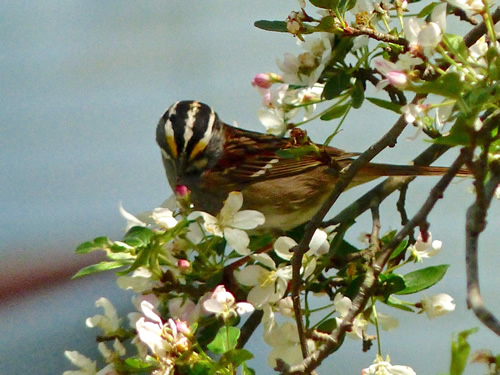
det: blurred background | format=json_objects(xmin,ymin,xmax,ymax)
[{"xmin": 1, "ymin": 1, "xmax": 498, "ymax": 374}]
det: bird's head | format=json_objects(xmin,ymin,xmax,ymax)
[{"xmin": 156, "ymin": 100, "xmax": 225, "ymax": 187}]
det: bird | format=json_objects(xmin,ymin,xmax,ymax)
[{"xmin": 156, "ymin": 100, "xmax": 468, "ymax": 232}]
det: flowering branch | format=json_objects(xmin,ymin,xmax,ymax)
[{"xmin": 284, "ymin": 149, "xmax": 471, "ymax": 374}]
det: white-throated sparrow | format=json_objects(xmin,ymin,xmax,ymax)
[{"xmin": 156, "ymin": 100, "xmax": 463, "ymax": 231}]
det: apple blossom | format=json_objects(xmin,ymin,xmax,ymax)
[
  {"xmin": 333, "ymin": 293, "xmax": 368, "ymax": 339},
  {"xmin": 420, "ymin": 293, "xmax": 456, "ymax": 319},
  {"xmin": 86, "ymin": 298, "xmax": 121, "ymax": 335},
  {"xmin": 188, "ymin": 191, "xmax": 265, "ymax": 255},
  {"xmin": 235, "ymin": 253, "xmax": 292, "ymax": 308},
  {"xmin": 203, "ymin": 285, "xmax": 254, "ymax": 320},
  {"xmin": 409, "ymin": 231, "xmax": 442, "ymax": 262},
  {"xmin": 362, "ymin": 355, "xmax": 416, "ymax": 375}
]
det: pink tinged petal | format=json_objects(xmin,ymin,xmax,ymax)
[
  {"xmin": 387, "ymin": 71, "xmax": 407, "ymax": 89},
  {"xmin": 135, "ymin": 318, "xmax": 165, "ymax": 353},
  {"xmin": 231, "ymin": 210, "xmax": 265, "ymax": 229},
  {"xmin": 224, "ymin": 227, "xmax": 250, "ymax": 255},
  {"xmin": 274, "ymin": 236, "xmax": 297, "ymax": 260},
  {"xmin": 252, "ymin": 73, "xmax": 273, "ymax": 89},
  {"xmin": 235, "ymin": 265, "xmax": 264, "ymax": 286},
  {"xmin": 373, "ymin": 58, "xmax": 398, "ymax": 76}
]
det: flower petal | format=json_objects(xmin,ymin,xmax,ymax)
[
  {"xmin": 231, "ymin": 210, "xmax": 266, "ymax": 230},
  {"xmin": 224, "ymin": 227, "xmax": 250, "ymax": 255}
]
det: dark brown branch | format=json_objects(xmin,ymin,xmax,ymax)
[
  {"xmin": 283, "ymin": 149, "xmax": 471, "ymax": 374},
  {"xmin": 463, "ymin": 6, "xmax": 500, "ymax": 47},
  {"xmin": 237, "ymin": 309, "xmax": 264, "ymax": 348}
]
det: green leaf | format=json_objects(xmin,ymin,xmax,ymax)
[
  {"xmin": 323, "ymin": 71, "xmax": 351, "ymax": 99},
  {"xmin": 72, "ymin": 260, "xmax": 125, "ymax": 278},
  {"xmin": 409, "ymin": 73, "xmax": 464, "ymax": 99},
  {"xmin": 221, "ymin": 349, "xmax": 254, "ymax": 366},
  {"xmin": 317, "ymin": 318, "xmax": 338, "ymax": 333},
  {"xmin": 417, "ymin": 2, "xmax": 438, "ymax": 18},
  {"xmin": 385, "ymin": 295, "xmax": 415, "ymax": 312},
  {"xmin": 445, "ymin": 34, "xmax": 467, "ymax": 61},
  {"xmin": 450, "ymin": 328, "xmax": 478, "ymax": 375},
  {"xmin": 254, "ymin": 20, "xmax": 288, "ymax": 33},
  {"xmin": 315, "ymin": 16, "xmax": 336, "ymax": 31},
  {"xmin": 366, "ymin": 97, "xmax": 402, "ymax": 113},
  {"xmin": 207, "ymin": 326, "xmax": 240, "ymax": 354},
  {"xmin": 123, "ymin": 226, "xmax": 154, "ymax": 248},
  {"xmin": 242, "ymin": 363, "xmax": 256, "ymax": 375},
  {"xmin": 320, "ymin": 103, "xmax": 350, "ymax": 120},
  {"xmin": 275, "ymin": 145, "xmax": 318, "ymax": 159},
  {"xmin": 76, "ymin": 236, "xmax": 113, "ymax": 254},
  {"xmin": 378, "ymin": 273, "xmax": 406, "ymax": 298},
  {"xmin": 120, "ymin": 357, "xmax": 158, "ymax": 372},
  {"xmin": 396, "ymin": 264, "xmax": 450, "ymax": 295},
  {"xmin": 389, "ymin": 238, "xmax": 409, "ymax": 260},
  {"xmin": 310, "ymin": 0, "xmax": 337, "ymax": 8},
  {"xmin": 351, "ymin": 79, "xmax": 365, "ymax": 109}
]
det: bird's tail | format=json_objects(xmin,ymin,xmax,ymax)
[{"xmin": 359, "ymin": 163, "xmax": 471, "ymax": 177}]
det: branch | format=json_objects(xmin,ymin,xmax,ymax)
[
  {"xmin": 324, "ymin": 143, "xmax": 452, "ymax": 227},
  {"xmin": 289, "ymin": 96, "xmax": 417, "ymax": 365},
  {"xmin": 464, "ymin": 109, "xmax": 500, "ymax": 335},
  {"xmin": 283, "ymin": 148, "xmax": 471, "ymax": 374},
  {"xmin": 344, "ymin": 25, "xmax": 409, "ymax": 47},
  {"xmin": 463, "ymin": 6, "xmax": 500, "ymax": 47}
]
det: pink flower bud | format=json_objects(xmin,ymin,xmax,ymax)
[
  {"xmin": 387, "ymin": 71, "xmax": 408, "ymax": 89},
  {"xmin": 251, "ymin": 73, "xmax": 274, "ymax": 89},
  {"xmin": 175, "ymin": 185, "xmax": 190, "ymax": 198},
  {"xmin": 177, "ymin": 259, "xmax": 190, "ymax": 271}
]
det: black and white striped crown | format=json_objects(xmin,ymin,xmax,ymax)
[{"xmin": 156, "ymin": 100, "xmax": 222, "ymax": 162}]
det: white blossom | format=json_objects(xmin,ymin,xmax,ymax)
[
  {"xmin": 235, "ymin": 253, "xmax": 292, "ymax": 308},
  {"xmin": 203, "ymin": 285, "xmax": 254, "ymax": 320},
  {"xmin": 63, "ymin": 351, "xmax": 97, "ymax": 375},
  {"xmin": 333, "ymin": 293, "xmax": 368, "ymax": 339},
  {"xmin": 362, "ymin": 355, "xmax": 416, "ymax": 375},
  {"xmin": 421, "ymin": 293, "xmax": 456, "ymax": 319},
  {"xmin": 117, "ymin": 267, "xmax": 155, "ymax": 292},
  {"xmin": 135, "ymin": 301, "xmax": 191, "ymax": 374},
  {"xmin": 265, "ymin": 322, "xmax": 315, "ymax": 367},
  {"xmin": 447, "ymin": 0, "xmax": 484, "ymax": 13},
  {"xmin": 409, "ymin": 231, "xmax": 442, "ymax": 262},
  {"xmin": 151, "ymin": 207, "xmax": 178, "ymax": 229},
  {"xmin": 86, "ymin": 298, "xmax": 121, "ymax": 335},
  {"xmin": 188, "ymin": 191, "xmax": 265, "ymax": 255}
]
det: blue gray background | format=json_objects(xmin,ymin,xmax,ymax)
[{"xmin": 1, "ymin": 1, "xmax": 498, "ymax": 374}]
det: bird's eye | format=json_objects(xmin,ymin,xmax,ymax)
[{"xmin": 185, "ymin": 157, "xmax": 208, "ymax": 174}]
